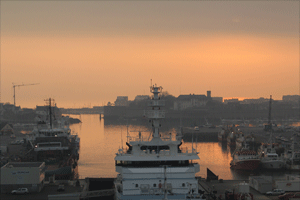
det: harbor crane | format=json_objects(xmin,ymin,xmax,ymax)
[{"xmin": 12, "ymin": 83, "xmax": 39, "ymax": 106}]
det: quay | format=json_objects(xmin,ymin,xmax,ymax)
[
  {"xmin": 0, "ymin": 177, "xmax": 276, "ymax": 200},
  {"xmin": 182, "ymin": 127, "xmax": 221, "ymax": 142},
  {"xmin": 198, "ymin": 178, "xmax": 271, "ymax": 200}
]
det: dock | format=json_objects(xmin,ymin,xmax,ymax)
[
  {"xmin": 0, "ymin": 177, "xmax": 276, "ymax": 200},
  {"xmin": 182, "ymin": 127, "xmax": 221, "ymax": 142}
]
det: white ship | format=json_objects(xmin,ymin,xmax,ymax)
[
  {"xmin": 284, "ymin": 135, "xmax": 300, "ymax": 171},
  {"xmin": 114, "ymin": 85, "xmax": 205, "ymax": 200},
  {"xmin": 258, "ymin": 131, "xmax": 284, "ymax": 170}
]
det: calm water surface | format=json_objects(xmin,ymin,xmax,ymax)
[{"xmin": 68, "ymin": 114, "xmax": 299, "ymax": 180}]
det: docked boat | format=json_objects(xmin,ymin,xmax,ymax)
[
  {"xmin": 218, "ymin": 128, "xmax": 229, "ymax": 142},
  {"xmin": 227, "ymin": 131, "xmax": 236, "ymax": 147},
  {"xmin": 235, "ymin": 134, "xmax": 245, "ymax": 149},
  {"xmin": 227, "ymin": 126, "xmax": 243, "ymax": 147},
  {"xmin": 27, "ymin": 99, "xmax": 80, "ymax": 180},
  {"xmin": 230, "ymin": 143, "xmax": 260, "ymax": 171},
  {"xmin": 284, "ymin": 136, "xmax": 300, "ymax": 171},
  {"xmin": 114, "ymin": 85, "xmax": 205, "ymax": 200},
  {"xmin": 258, "ymin": 143, "xmax": 285, "ymax": 169},
  {"xmin": 258, "ymin": 130, "xmax": 285, "ymax": 170}
]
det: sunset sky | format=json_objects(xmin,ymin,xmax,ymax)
[{"xmin": 1, "ymin": 1, "xmax": 299, "ymax": 108}]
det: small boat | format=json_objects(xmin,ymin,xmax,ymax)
[{"xmin": 230, "ymin": 143, "xmax": 260, "ymax": 171}]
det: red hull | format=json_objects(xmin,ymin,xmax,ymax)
[{"xmin": 230, "ymin": 159, "xmax": 260, "ymax": 171}]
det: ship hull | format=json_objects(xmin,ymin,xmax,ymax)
[
  {"xmin": 261, "ymin": 160, "xmax": 285, "ymax": 169},
  {"xmin": 286, "ymin": 164, "xmax": 300, "ymax": 171},
  {"xmin": 230, "ymin": 159, "xmax": 260, "ymax": 171}
]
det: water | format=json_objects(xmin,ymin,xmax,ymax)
[{"xmin": 68, "ymin": 114, "xmax": 299, "ymax": 180}]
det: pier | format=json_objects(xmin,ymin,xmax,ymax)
[
  {"xmin": 182, "ymin": 127, "xmax": 221, "ymax": 142},
  {"xmin": 0, "ymin": 177, "xmax": 278, "ymax": 200}
]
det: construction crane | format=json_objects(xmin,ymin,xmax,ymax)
[{"xmin": 12, "ymin": 83, "xmax": 39, "ymax": 106}]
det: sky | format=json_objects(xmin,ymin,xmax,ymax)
[{"xmin": 1, "ymin": 1, "xmax": 299, "ymax": 108}]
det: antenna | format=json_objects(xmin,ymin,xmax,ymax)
[
  {"xmin": 121, "ymin": 126, "xmax": 123, "ymax": 150},
  {"xmin": 12, "ymin": 83, "xmax": 39, "ymax": 106}
]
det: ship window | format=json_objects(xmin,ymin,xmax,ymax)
[
  {"xmin": 135, "ymin": 184, "xmax": 138, "ymax": 188},
  {"xmin": 182, "ymin": 183, "xmax": 185, "ymax": 187},
  {"xmin": 153, "ymin": 184, "xmax": 156, "ymax": 187}
]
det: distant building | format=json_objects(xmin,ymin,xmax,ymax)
[
  {"xmin": 0, "ymin": 123, "xmax": 14, "ymax": 135},
  {"xmin": 224, "ymin": 98, "xmax": 239, "ymax": 104},
  {"xmin": 174, "ymin": 94, "xmax": 207, "ymax": 110},
  {"xmin": 241, "ymin": 97, "xmax": 269, "ymax": 104},
  {"xmin": 207, "ymin": 91, "xmax": 211, "ymax": 99},
  {"xmin": 114, "ymin": 96, "xmax": 129, "ymax": 106},
  {"xmin": 3, "ymin": 103, "xmax": 20, "ymax": 113},
  {"xmin": 211, "ymin": 97, "xmax": 223, "ymax": 103},
  {"xmin": 134, "ymin": 95, "xmax": 150, "ymax": 102},
  {"xmin": 282, "ymin": 95, "xmax": 300, "ymax": 103}
]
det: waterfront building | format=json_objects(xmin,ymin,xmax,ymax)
[
  {"xmin": 1, "ymin": 162, "xmax": 46, "ymax": 193},
  {"xmin": 134, "ymin": 95, "xmax": 150, "ymax": 102},
  {"xmin": 115, "ymin": 96, "xmax": 129, "ymax": 106},
  {"xmin": 282, "ymin": 95, "xmax": 300, "ymax": 103},
  {"xmin": 174, "ymin": 94, "xmax": 207, "ymax": 110}
]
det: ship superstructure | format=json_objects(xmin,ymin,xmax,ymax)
[
  {"xmin": 27, "ymin": 99, "xmax": 80, "ymax": 180},
  {"xmin": 114, "ymin": 85, "xmax": 204, "ymax": 200}
]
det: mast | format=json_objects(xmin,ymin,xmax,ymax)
[
  {"xmin": 45, "ymin": 98, "xmax": 55, "ymax": 129},
  {"xmin": 148, "ymin": 84, "xmax": 164, "ymax": 138}
]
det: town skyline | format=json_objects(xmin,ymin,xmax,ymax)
[{"xmin": 1, "ymin": 1, "xmax": 299, "ymax": 108}]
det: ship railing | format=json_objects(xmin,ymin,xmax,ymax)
[
  {"xmin": 179, "ymin": 147, "xmax": 198, "ymax": 155},
  {"xmin": 116, "ymin": 148, "xmax": 129, "ymax": 155},
  {"xmin": 128, "ymin": 136, "xmax": 150, "ymax": 142}
]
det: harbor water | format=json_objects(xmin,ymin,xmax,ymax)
[{"xmin": 68, "ymin": 114, "xmax": 299, "ymax": 180}]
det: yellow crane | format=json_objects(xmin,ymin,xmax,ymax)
[{"xmin": 12, "ymin": 83, "xmax": 39, "ymax": 106}]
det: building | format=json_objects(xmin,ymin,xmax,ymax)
[
  {"xmin": 249, "ymin": 176, "xmax": 272, "ymax": 194},
  {"xmin": 174, "ymin": 94, "xmax": 208, "ymax": 110},
  {"xmin": 0, "ymin": 123, "xmax": 14, "ymax": 135},
  {"xmin": 212, "ymin": 97, "xmax": 223, "ymax": 103},
  {"xmin": 224, "ymin": 98, "xmax": 239, "ymax": 104},
  {"xmin": 114, "ymin": 96, "xmax": 129, "ymax": 106},
  {"xmin": 1, "ymin": 162, "xmax": 46, "ymax": 193},
  {"xmin": 282, "ymin": 95, "xmax": 300, "ymax": 103},
  {"xmin": 241, "ymin": 98, "xmax": 269, "ymax": 104},
  {"xmin": 274, "ymin": 174, "xmax": 300, "ymax": 192},
  {"xmin": 134, "ymin": 95, "xmax": 150, "ymax": 102}
]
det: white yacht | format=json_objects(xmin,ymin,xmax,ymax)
[{"xmin": 114, "ymin": 85, "xmax": 205, "ymax": 200}]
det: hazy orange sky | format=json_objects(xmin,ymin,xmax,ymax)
[{"xmin": 1, "ymin": 1, "xmax": 299, "ymax": 108}]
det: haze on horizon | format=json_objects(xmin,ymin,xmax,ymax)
[{"xmin": 1, "ymin": 1, "xmax": 299, "ymax": 108}]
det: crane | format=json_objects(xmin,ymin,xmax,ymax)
[{"xmin": 12, "ymin": 83, "xmax": 40, "ymax": 106}]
